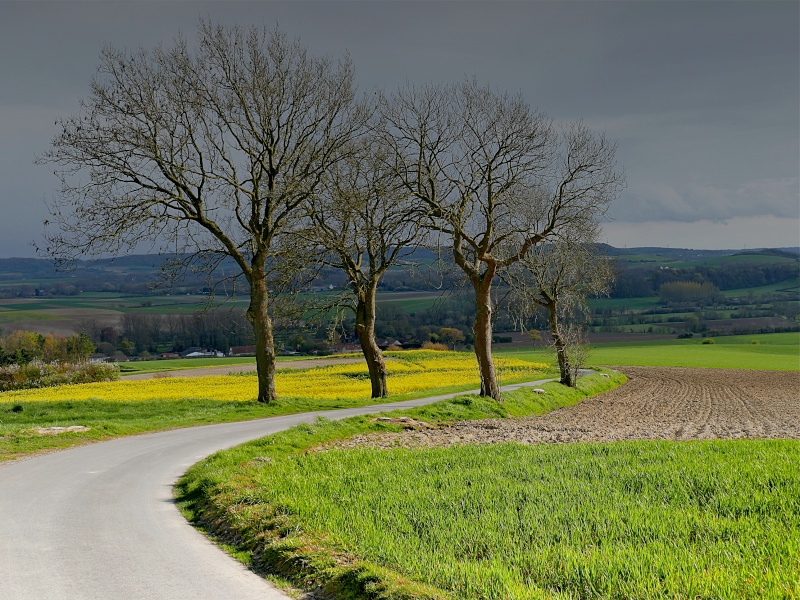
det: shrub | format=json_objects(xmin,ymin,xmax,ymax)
[
  {"xmin": 420, "ymin": 341, "xmax": 449, "ymax": 351},
  {"xmin": 702, "ymin": 338, "xmax": 715, "ymax": 345},
  {"xmin": 0, "ymin": 360, "xmax": 119, "ymax": 392}
]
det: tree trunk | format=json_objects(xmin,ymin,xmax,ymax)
[
  {"xmin": 354, "ymin": 282, "xmax": 389, "ymax": 398},
  {"xmin": 472, "ymin": 277, "xmax": 502, "ymax": 401},
  {"xmin": 246, "ymin": 271, "xmax": 277, "ymax": 403},
  {"xmin": 547, "ymin": 303, "xmax": 572, "ymax": 387}
]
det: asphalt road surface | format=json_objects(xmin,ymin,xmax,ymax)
[{"xmin": 0, "ymin": 379, "xmax": 554, "ymax": 600}]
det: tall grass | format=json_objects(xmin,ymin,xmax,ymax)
[{"xmin": 249, "ymin": 441, "xmax": 798, "ymax": 599}]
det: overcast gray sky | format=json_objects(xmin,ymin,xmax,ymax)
[{"xmin": 1, "ymin": 0, "xmax": 798, "ymax": 257}]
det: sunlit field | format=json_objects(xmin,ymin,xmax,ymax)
[
  {"xmin": 1, "ymin": 351, "xmax": 550, "ymax": 404},
  {"xmin": 182, "ymin": 436, "xmax": 799, "ymax": 599}
]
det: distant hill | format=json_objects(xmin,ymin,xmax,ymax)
[{"xmin": 1, "ymin": 246, "xmax": 797, "ymax": 299}]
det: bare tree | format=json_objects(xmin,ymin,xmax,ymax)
[
  {"xmin": 506, "ymin": 228, "xmax": 614, "ymax": 387},
  {"xmin": 39, "ymin": 22, "xmax": 364, "ymax": 402},
  {"xmin": 380, "ymin": 81, "xmax": 623, "ymax": 400},
  {"xmin": 305, "ymin": 137, "xmax": 420, "ymax": 397}
]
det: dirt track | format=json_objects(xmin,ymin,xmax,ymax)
[{"xmin": 333, "ymin": 367, "xmax": 800, "ymax": 449}]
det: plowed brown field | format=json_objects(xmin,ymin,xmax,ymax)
[{"xmin": 335, "ymin": 367, "xmax": 800, "ymax": 449}]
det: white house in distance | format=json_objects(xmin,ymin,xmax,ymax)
[{"xmin": 179, "ymin": 347, "xmax": 224, "ymax": 358}]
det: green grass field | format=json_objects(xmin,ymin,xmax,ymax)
[
  {"xmin": 666, "ymin": 253, "xmax": 798, "ymax": 268},
  {"xmin": 221, "ymin": 441, "xmax": 798, "ymax": 599},
  {"xmin": 587, "ymin": 296, "xmax": 662, "ymax": 311},
  {"xmin": 499, "ymin": 332, "xmax": 800, "ymax": 371},
  {"xmin": 721, "ymin": 278, "xmax": 800, "ymax": 298},
  {"xmin": 0, "ymin": 311, "xmax": 59, "ymax": 323},
  {"xmin": 116, "ymin": 356, "xmax": 258, "ymax": 373}
]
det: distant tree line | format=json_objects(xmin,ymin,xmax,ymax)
[
  {"xmin": 0, "ymin": 330, "xmax": 95, "ymax": 366},
  {"xmin": 77, "ymin": 310, "xmax": 255, "ymax": 358},
  {"xmin": 610, "ymin": 261, "xmax": 798, "ymax": 299},
  {"xmin": 40, "ymin": 21, "xmax": 622, "ymax": 400},
  {"xmin": 658, "ymin": 281, "xmax": 722, "ymax": 304}
]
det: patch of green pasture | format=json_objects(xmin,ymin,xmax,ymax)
[
  {"xmin": 587, "ymin": 296, "xmax": 662, "ymax": 311},
  {"xmin": 0, "ymin": 298, "xmax": 118, "ymax": 312},
  {"xmin": 116, "ymin": 356, "xmax": 258, "ymax": 373},
  {"xmin": 589, "ymin": 336, "xmax": 799, "ymax": 370},
  {"xmin": 499, "ymin": 332, "xmax": 800, "ymax": 370},
  {"xmin": 228, "ymin": 441, "xmax": 798, "ymax": 599},
  {"xmin": 667, "ymin": 253, "xmax": 798, "ymax": 268},
  {"xmin": 378, "ymin": 297, "xmax": 440, "ymax": 314},
  {"xmin": 0, "ymin": 312, "xmax": 59, "ymax": 323},
  {"xmin": 116, "ymin": 304, "xmax": 210, "ymax": 315},
  {"xmin": 0, "ymin": 278, "xmax": 64, "ymax": 287},
  {"xmin": 722, "ymin": 278, "xmax": 800, "ymax": 298},
  {"xmin": 0, "ymin": 302, "xmax": 64, "ymax": 310},
  {"xmin": 0, "ymin": 293, "xmax": 244, "ymax": 316},
  {"xmin": 67, "ymin": 291, "xmax": 124, "ymax": 299},
  {"xmin": 117, "ymin": 298, "xmax": 250, "ymax": 315},
  {"xmin": 612, "ymin": 253, "xmax": 677, "ymax": 265},
  {"xmin": 117, "ymin": 353, "xmax": 335, "ymax": 373}
]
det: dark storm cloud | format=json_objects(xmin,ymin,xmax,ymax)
[{"xmin": 0, "ymin": 0, "xmax": 797, "ymax": 257}]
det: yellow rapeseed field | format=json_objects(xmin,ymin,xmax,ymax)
[{"xmin": 0, "ymin": 351, "xmax": 550, "ymax": 403}]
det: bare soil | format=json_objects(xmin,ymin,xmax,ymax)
[{"xmin": 331, "ymin": 367, "xmax": 800, "ymax": 450}]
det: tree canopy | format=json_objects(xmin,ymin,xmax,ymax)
[{"xmin": 41, "ymin": 22, "xmax": 365, "ymax": 402}]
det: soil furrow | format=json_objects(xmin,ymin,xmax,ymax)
[{"xmin": 331, "ymin": 367, "xmax": 800, "ymax": 450}]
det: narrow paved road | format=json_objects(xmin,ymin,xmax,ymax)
[{"xmin": 0, "ymin": 379, "xmax": 554, "ymax": 600}]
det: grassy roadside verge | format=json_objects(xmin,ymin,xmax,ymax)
[{"xmin": 176, "ymin": 371, "xmax": 642, "ymax": 599}]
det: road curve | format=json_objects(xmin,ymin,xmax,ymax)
[{"xmin": 0, "ymin": 379, "xmax": 555, "ymax": 600}]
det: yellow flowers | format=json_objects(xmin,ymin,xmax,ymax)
[
  {"xmin": 0, "ymin": 351, "xmax": 550, "ymax": 403},
  {"xmin": 279, "ymin": 351, "xmax": 549, "ymax": 399}
]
